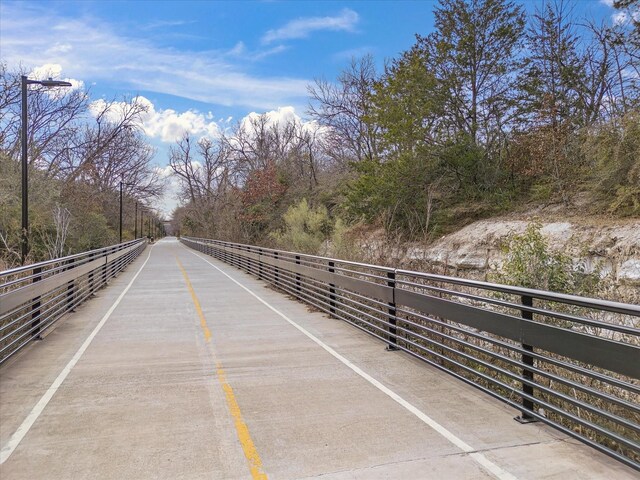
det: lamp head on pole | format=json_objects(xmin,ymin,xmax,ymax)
[
  {"xmin": 39, "ymin": 79, "xmax": 73, "ymax": 88},
  {"xmin": 25, "ymin": 77, "xmax": 73, "ymax": 88}
]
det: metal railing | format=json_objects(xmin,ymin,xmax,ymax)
[
  {"xmin": 0, "ymin": 239, "xmax": 147, "ymax": 365},
  {"xmin": 181, "ymin": 236, "xmax": 640, "ymax": 470}
]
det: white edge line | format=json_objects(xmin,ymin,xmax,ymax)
[
  {"xmin": 0, "ymin": 244, "xmax": 155, "ymax": 464},
  {"xmin": 186, "ymin": 247, "xmax": 519, "ymax": 480}
]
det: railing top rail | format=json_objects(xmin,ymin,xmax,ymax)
[
  {"xmin": 0, "ymin": 239, "xmax": 145, "ymax": 279},
  {"xmin": 395, "ymin": 269, "xmax": 640, "ymax": 316},
  {"xmin": 186, "ymin": 237, "xmax": 396, "ymax": 273},
  {"xmin": 183, "ymin": 237, "xmax": 640, "ymax": 317}
]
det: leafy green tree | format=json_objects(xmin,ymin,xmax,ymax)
[
  {"xmin": 370, "ymin": 48, "xmax": 440, "ymax": 155},
  {"xmin": 518, "ymin": 2, "xmax": 585, "ymax": 130},
  {"xmin": 345, "ymin": 0, "xmax": 524, "ymax": 238},
  {"xmin": 416, "ymin": 0, "xmax": 525, "ymax": 149},
  {"xmin": 343, "ymin": 47, "xmax": 443, "ymax": 237}
]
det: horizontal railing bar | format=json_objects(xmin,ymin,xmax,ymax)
[
  {"xmin": 395, "ymin": 305, "xmax": 640, "ymax": 398},
  {"xmin": 188, "ymin": 237, "xmax": 640, "ymax": 315},
  {"xmin": 397, "ymin": 279, "xmax": 640, "ymax": 336},
  {"xmin": 0, "ymin": 239, "xmax": 142, "ymax": 279},
  {"xmin": 396, "ymin": 270, "xmax": 640, "ymax": 316}
]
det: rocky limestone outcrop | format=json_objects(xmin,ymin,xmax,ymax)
[{"xmin": 404, "ymin": 219, "xmax": 640, "ymax": 287}]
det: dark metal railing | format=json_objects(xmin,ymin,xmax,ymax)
[
  {"xmin": 0, "ymin": 239, "xmax": 147, "ymax": 365},
  {"xmin": 181, "ymin": 236, "xmax": 640, "ymax": 470}
]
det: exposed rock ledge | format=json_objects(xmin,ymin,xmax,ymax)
[{"xmin": 404, "ymin": 219, "xmax": 640, "ymax": 287}]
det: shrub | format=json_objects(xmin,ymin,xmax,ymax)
[
  {"xmin": 269, "ymin": 199, "xmax": 332, "ymax": 254},
  {"xmin": 496, "ymin": 221, "xmax": 599, "ymax": 295}
]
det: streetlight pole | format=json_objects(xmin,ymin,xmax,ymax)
[
  {"xmin": 21, "ymin": 77, "xmax": 28, "ymax": 265},
  {"xmin": 118, "ymin": 179, "xmax": 136, "ymax": 244},
  {"xmin": 134, "ymin": 201, "xmax": 138, "ymax": 239},
  {"xmin": 119, "ymin": 180, "xmax": 123, "ymax": 243},
  {"xmin": 21, "ymin": 76, "xmax": 72, "ymax": 265}
]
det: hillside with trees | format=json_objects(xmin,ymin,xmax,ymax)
[{"xmin": 170, "ymin": 0, "xmax": 639, "ymax": 252}]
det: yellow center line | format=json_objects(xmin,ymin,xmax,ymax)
[
  {"xmin": 176, "ymin": 257, "xmax": 211, "ymax": 342},
  {"xmin": 176, "ymin": 257, "xmax": 268, "ymax": 480}
]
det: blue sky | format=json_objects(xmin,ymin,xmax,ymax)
[{"xmin": 0, "ymin": 0, "xmax": 622, "ymax": 213}]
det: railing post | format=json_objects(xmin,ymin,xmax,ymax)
[
  {"xmin": 386, "ymin": 271, "xmax": 399, "ymax": 351},
  {"xmin": 31, "ymin": 266, "xmax": 43, "ymax": 340},
  {"xmin": 233, "ymin": 246, "xmax": 239, "ymax": 269},
  {"xmin": 274, "ymin": 251, "xmax": 279, "ymax": 287},
  {"xmin": 295, "ymin": 255, "xmax": 301, "ymax": 294},
  {"xmin": 66, "ymin": 258, "xmax": 76, "ymax": 312},
  {"xmin": 258, "ymin": 248, "xmax": 263, "ymax": 280},
  {"xmin": 101, "ymin": 250, "xmax": 108, "ymax": 287},
  {"xmin": 516, "ymin": 295, "xmax": 537, "ymax": 423},
  {"xmin": 328, "ymin": 261, "xmax": 336, "ymax": 315},
  {"xmin": 88, "ymin": 251, "xmax": 96, "ymax": 297}
]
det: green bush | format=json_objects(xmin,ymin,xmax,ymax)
[
  {"xmin": 496, "ymin": 222, "xmax": 599, "ymax": 295},
  {"xmin": 586, "ymin": 111, "xmax": 640, "ymax": 216},
  {"xmin": 270, "ymin": 199, "xmax": 332, "ymax": 254}
]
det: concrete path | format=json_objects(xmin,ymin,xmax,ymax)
[{"xmin": 0, "ymin": 238, "xmax": 636, "ymax": 479}]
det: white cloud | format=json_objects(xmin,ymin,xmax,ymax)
[
  {"xmin": 612, "ymin": 7, "xmax": 640, "ymax": 25},
  {"xmin": 262, "ymin": 8, "xmax": 359, "ymax": 44},
  {"xmin": 1, "ymin": 3, "xmax": 309, "ymax": 111},
  {"xmin": 135, "ymin": 96, "xmax": 221, "ymax": 142},
  {"xmin": 229, "ymin": 41, "xmax": 246, "ymax": 56},
  {"xmin": 241, "ymin": 106, "xmax": 299, "ymax": 131},
  {"xmin": 140, "ymin": 19, "xmax": 194, "ymax": 31},
  {"xmin": 613, "ymin": 10, "xmax": 629, "ymax": 24},
  {"xmin": 226, "ymin": 41, "xmax": 289, "ymax": 61},
  {"xmin": 600, "ymin": 0, "xmax": 640, "ymax": 25},
  {"xmin": 88, "ymin": 96, "xmax": 221, "ymax": 143}
]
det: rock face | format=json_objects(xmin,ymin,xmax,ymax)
[
  {"xmin": 619, "ymin": 260, "xmax": 640, "ymax": 286},
  {"xmin": 404, "ymin": 219, "xmax": 640, "ymax": 287}
]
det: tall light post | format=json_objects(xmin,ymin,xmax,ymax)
[
  {"xmin": 21, "ymin": 76, "xmax": 72, "ymax": 265},
  {"xmin": 119, "ymin": 181, "xmax": 123, "ymax": 243},
  {"xmin": 119, "ymin": 178, "xmax": 136, "ymax": 243}
]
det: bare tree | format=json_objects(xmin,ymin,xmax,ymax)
[
  {"xmin": 170, "ymin": 134, "xmax": 232, "ymax": 203},
  {"xmin": 224, "ymin": 112, "xmax": 299, "ymax": 181},
  {"xmin": 308, "ymin": 55, "xmax": 380, "ymax": 166},
  {"xmin": 61, "ymin": 97, "xmax": 151, "ymax": 183},
  {"xmin": 169, "ymin": 134, "xmax": 234, "ymax": 236},
  {"xmin": 580, "ymin": 21, "xmax": 640, "ymax": 123},
  {"xmin": 0, "ymin": 64, "xmax": 87, "ymax": 174},
  {"xmin": 42, "ymin": 204, "xmax": 72, "ymax": 259}
]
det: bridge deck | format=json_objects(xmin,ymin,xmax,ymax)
[{"xmin": 1, "ymin": 239, "xmax": 636, "ymax": 479}]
